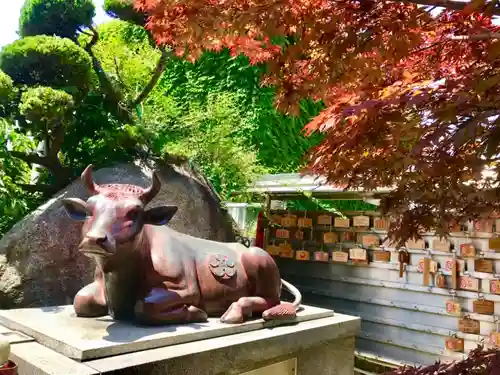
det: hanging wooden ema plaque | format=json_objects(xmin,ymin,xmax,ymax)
[
  {"xmin": 433, "ymin": 238, "xmax": 451, "ymax": 252},
  {"xmin": 445, "ymin": 336, "xmax": 464, "ymax": 352},
  {"xmin": 460, "ymin": 243, "xmax": 476, "ymax": 258},
  {"xmin": 266, "ymin": 243, "xmax": 281, "ymax": 256},
  {"xmin": 489, "ymin": 236, "xmax": 500, "ymax": 252},
  {"xmin": 317, "ymin": 214, "xmax": 332, "ymax": 226},
  {"xmin": 275, "ymin": 228, "xmax": 290, "ymax": 239},
  {"xmin": 297, "ymin": 216, "xmax": 313, "ymax": 228},
  {"xmin": 472, "ymin": 297, "xmax": 495, "ymax": 315},
  {"xmin": 295, "ymin": 249, "xmax": 310, "ymax": 261},
  {"xmin": 373, "ymin": 250, "xmax": 391, "ymax": 263},
  {"xmin": 373, "ymin": 217, "xmax": 390, "ymax": 231},
  {"xmin": 278, "ymin": 242, "xmax": 294, "ymax": 258},
  {"xmin": 281, "ymin": 215, "xmax": 296, "ymax": 228},
  {"xmin": 349, "ymin": 247, "xmax": 368, "ymax": 265},
  {"xmin": 406, "ymin": 239, "xmax": 425, "ymax": 250},
  {"xmin": 490, "ymin": 279, "xmax": 500, "ymax": 295},
  {"xmin": 458, "ymin": 316, "xmax": 480, "ymax": 334},
  {"xmin": 313, "ymin": 250, "xmax": 329, "ymax": 262},
  {"xmin": 459, "ymin": 275, "xmax": 480, "ymax": 292},
  {"xmin": 445, "ymin": 298, "xmax": 461, "ymax": 316},
  {"xmin": 323, "ymin": 231, "xmax": 338, "ymax": 244},
  {"xmin": 490, "ymin": 321, "xmax": 500, "ymax": 347},
  {"xmin": 353, "ymin": 215, "xmax": 370, "ymax": 228},
  {"xmin": 361, "ymin": 234, "xmax": 379, "ymax": 248},
  {"xmin": 332, "ymin": 251, "xmax": 348, "ymax": 263},
  {"xmin": 334, "ymin": 217, "xmax": 350, "ymax": 228},
  {"xmin": 474, "ymin": 258, "xmax": 494, "ymax": 273}
]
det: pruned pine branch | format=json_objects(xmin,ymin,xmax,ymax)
[{"xmin": 132, "ymin": 47, "xmax": 171, "ymax": 108}]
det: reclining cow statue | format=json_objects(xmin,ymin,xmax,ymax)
[{"xmin": 61, "ymin": 165, "xmax": 302, "ymax": 325}]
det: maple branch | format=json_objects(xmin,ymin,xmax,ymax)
[
  {"xmin": 450, "ymin": 33, "xmax": 500, "ymax": 40},
  {"xmin": 132, "ymin": 47, "xmax": 171, "ymax": 108},
  {"xmin": 399, "ymin": 0, "xmax": 500, "ymax": 15}
]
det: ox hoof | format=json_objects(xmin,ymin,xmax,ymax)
[{"xmin": 220, "ymin": 302, "xmax": 248, "ymax": 324}]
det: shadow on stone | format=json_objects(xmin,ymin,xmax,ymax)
[{"xmin": 102, "ymin": 320, "xmax": 207, "ymax": 343}]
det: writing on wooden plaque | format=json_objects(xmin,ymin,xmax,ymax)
[
  {"xmin": 475, "ymin": 258, "xmax": 494, "ymax": 273},
  {"xmin": 353, "ymin": 215, "xmax": 370, "ymax": 227},
  {"xmin": 458, "ymin": 317, "xmax": 480, "ymax": 334},
  {"xmin": 297, "ymin": 217, "xmax": 313, "ymax": 228},
  {"xmin": 317, "ymin": 215, "xmax": 332, "ymax": 226},
  {"xmin": 459, "ymin": 276, "xmax": 480, "ymax": 291},
  {"xmin": 332, "ymin": 251, "xmax": 348, "ymax": 263},
  {"xmin": 373, "ymin": 250, "xmax": 391, "ymax": 263},
  {"xmin": 349, "ymin": 247, "xmax": 367, "ymax": 261},
  {"xmin": 445, "ymin": 336, "xmax": 464, "ymax": 352},
  {"xmin": 295, "ymin": 250, "xmax": 310, "ymax": 261},
  {"xmin": 334, "ymin": 217, "xmax": 350, "ymax": 228},
  {"xmin": 295, "ymin": 230, "xmax": 304, "ymax": 241},
  {"xmin": 433, "ymin": 239, "xmax": 451, "ymax": 252},
  {"xmin": 373, "ymin": 217, "xmax": 390, "ymax": 231},
  {"xmin": 445, "ymin": 300, "xmax": 461, "ymax": 316},
  {"xmin": 281, "ymin": 215, "xmax": 296, "ymax": 227},
  {"xmin": 490, "ymin": 332, "xmax": 500, "ymax": 347},
  {"xmin": 474, "ymin": 219, "xmax": 493, "ymax": 233},
  {"xmin": 313, "ymin": 251, "xmax": 329, "ymax": 262},
  {"xmin": 266, "ymin": 245, "xmax": 281, "ymax": 256},
  {"xmin": 490, "ymin": 280, "xmax": 500, "ymax": 295},
  {"xmin": 460, "ymin": 243, "xmax": 476, "ymax": 258},
  {"xmin": 275, "ymin": 229, "xmax": 290, "ymax": 239},
  {"xmin": 473, "ymin": 299, "xmax": 495, "ymax": 315},
  {"xmin": 361, "ymin": 235, "xmax": 379, "ymax": 248},
  {"xmin": 406, "ymin": 239, "xmax": 425, "ymax": 250},
  {"xmin": 489, "ymin": 237, "xmax": 500, "ymax": 251},
  {"xmin": 323, "ymin": 232, "xmax": 338, "ymax": 244}
]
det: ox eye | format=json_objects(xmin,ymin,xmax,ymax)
[{"xmin": 126, "ymin": 210, "xmax": 139, "ymax": 221}]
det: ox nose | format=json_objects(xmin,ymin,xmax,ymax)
[{"xmin": 80, "ymin": 232, "xmax": 111, "ymax": 254}]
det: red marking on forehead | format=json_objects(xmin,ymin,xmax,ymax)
[{"xmin": 96, "ymin": 184, "xmax": 145, "ymax": 201}]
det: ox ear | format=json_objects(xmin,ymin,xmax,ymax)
[
  {"xmin": 143, "ymin": 205, "xmax": 178, "ymax": 226},
  {"xmin": 62, "ymin": 198, "xmax": 91, "ymax": 221}
]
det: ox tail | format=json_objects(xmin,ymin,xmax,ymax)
[{"xmin": 280, "ymin": 278, "xmax": 302, "ymax": 309}]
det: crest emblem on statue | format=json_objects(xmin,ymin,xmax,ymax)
[{"xmin": 209, "ymin": 254, "xmax": 237, "ymax": 279}]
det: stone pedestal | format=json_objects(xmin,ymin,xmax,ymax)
[{"xmin": 0, "ymin": 305, "xmax": 360, "ymax": 375}]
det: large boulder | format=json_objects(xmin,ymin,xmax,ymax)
[{"xmin": 0, "ymin": 160, "xmax": 238, "ymax": 309}]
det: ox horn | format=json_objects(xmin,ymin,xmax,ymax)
[
  {"xmin": 81, "ymin": 164, "xmax": 99, "ymax": 195},
  {"xmin": 139, "ymin": 171, "xmax": 161, "ymax": 204}
]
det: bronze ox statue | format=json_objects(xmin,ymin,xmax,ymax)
[{"xmin": 61, "ymin": 165, "xmax": 302, "ymax": 325}]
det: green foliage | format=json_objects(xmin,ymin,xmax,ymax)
[
  {"xmin": 0, "ymin": 71, "xmax": 16, "ymax": 117},
  {"xmin": 81, "ymin": 20, "xmax": 160, "ymax": 104},
  {"xmin": 150, "ymin": 50, "xmax": 325, "ymax": 175},
  {"xmin": 19, "ymin": 87, "xmax": 74, "ymax": 134},
  {"xmin": 156, "ymin": 93, "xmax": 267, "ymax": 199},
  {"xmin": 19, "ymin": 0, "xmax": 95, "ymax": 39},
  {"xmin": 0, "ymin": 119, "xmax": 41, "ymax": 236},
  {"xmin": 0, "ymin": 35, "xmax": 92, "ymax": 91},
  {"xmin": 104, "ymin": 0, "xmax": 145, "ymax": 25}
]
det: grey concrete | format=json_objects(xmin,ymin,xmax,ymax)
[
  {"xmin": 6, "ymin": 313, "xmax": 359, "ymax": 375},
  {"xmin": 0, "ymin": 304, "xmax": 334, "ymax": 361}
]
